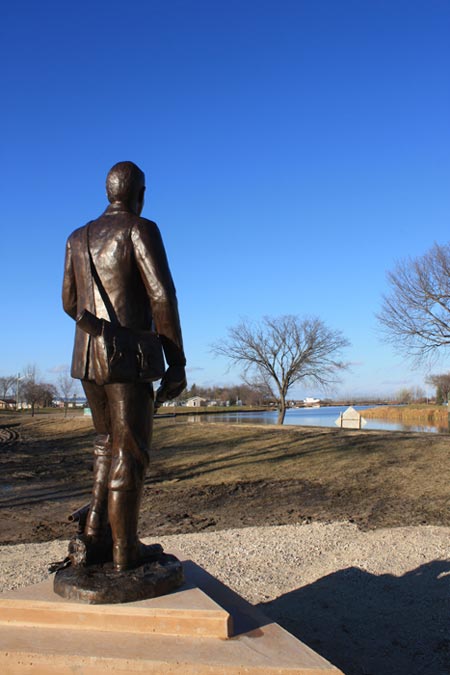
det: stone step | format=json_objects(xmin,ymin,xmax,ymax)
[
  {"xmin": 0, "ymin": 555, "xmax": 344, "ymax": 674},
  {"xmin": 0, "ymin": 582, "xmax": 232, "ymax": 639}
]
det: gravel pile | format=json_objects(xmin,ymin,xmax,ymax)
[{"xmin": 1, "ymin": 521, "xmax": 449, "ymax": 675}]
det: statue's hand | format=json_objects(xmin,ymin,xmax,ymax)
[{"xmin": 155, "ymin": 366, "xmax": 187, "ymax": 409}]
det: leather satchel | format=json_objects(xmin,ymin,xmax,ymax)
[{"xmin": 76, "ymin": 225, "xmax": 165, "ymax": 385}]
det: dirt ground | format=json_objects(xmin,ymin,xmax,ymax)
[{"xmin": 1, "ymin": 411, "xmax": 449, "ymax": 545}]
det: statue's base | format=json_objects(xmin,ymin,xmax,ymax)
[
  {"xmin": 54, "ymin": 553, "xmax": 183, "ymax": 604},
  {"xmin": 0, "ymin": 554, "xmax": 344, "ymax": 674}
]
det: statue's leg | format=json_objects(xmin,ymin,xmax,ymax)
[
  {"xmin": 81, "ymin": 381, "xmax": 112, "ymax": 546},
  {"xmin": 105, "ymin": 382, "xmax": 154, "ymax": 571},
  {"xmin": 108, "ymin": 486, "xmax": 144, "ymax": 571},
  {"xmin": 85, "ymin": 434, "xmax": 112, "ymax": 540}
]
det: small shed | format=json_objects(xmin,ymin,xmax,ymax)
[{"xmin": 335, "ymin": 406, "xmax": 367, "ymax": 429}]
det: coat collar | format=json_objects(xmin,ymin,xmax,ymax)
[{"xmin": 103, "ymin": 202, "xmax": 134, "ymax": 216}]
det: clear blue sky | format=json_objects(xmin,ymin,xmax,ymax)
[{"xmin": 2, "ymin": 0, "xmax": 449, "ymax": 399}]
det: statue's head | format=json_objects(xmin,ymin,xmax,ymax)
[{"xmin": 106, "ymin": 161, "xmax": 146, "ymax": 215}]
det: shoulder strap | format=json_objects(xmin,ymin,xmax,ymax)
[
  {"xmin": 84, "ymin": 224, "xmax": 120, "ymax": 326},
  {"xmin": 80, "ymin": 223, "xmax": 96, "ymax": 317}
]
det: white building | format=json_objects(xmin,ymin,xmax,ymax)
[{"xmin": 185, "ymin": 396, "xmax": 207, "ymax": 407}]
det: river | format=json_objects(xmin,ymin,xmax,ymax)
[{"xmin": 184, "ymin": 405, "xmax": 447, "ymax": 433}]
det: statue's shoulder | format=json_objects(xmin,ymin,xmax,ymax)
[
  {"xmin": 66, "ymin": 222, "xmax": 89, "ymax": 245},
  {"xmin": 131, "ymin": 217, "xmax": 161, "ymax": 239}
]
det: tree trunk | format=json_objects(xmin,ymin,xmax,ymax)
[{"xmin": 277, "ymin": 398, "xmax": 286, "ymax": 425}]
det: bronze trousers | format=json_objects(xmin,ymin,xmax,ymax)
[{"xmin": 82, "ymin": 381, "xmax": 154, "ymax": 492}]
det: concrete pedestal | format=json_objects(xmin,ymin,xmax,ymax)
[{"xmin": 0, "ymin": 556, "xmax": 344, "ymax": 674}]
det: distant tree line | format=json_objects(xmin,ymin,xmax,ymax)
[
  {"xmin": 394, "ymin": 386, "xmax": 426, "ymax": 405},
  {"xmin": 179, "ymin": 382, "xmax": 270, "ymax": 407},
  {"xmin": 0, "ymin": 365, "xmax": 80, "ymax": 416}
]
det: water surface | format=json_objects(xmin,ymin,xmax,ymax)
[{"xmin": 186, "ymin": 406, "xmax": 447, "ymax": 434}]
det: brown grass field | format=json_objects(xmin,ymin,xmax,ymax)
[{"xmin": 0, "ymin": 412, "xmax": 449, "ymax": 544}]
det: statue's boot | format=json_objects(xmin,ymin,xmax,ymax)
[
  {"xmin": 108, "ymin": 486, "xmax": 162, "ymax": 572},
  {"xmin": 83, "ymin": 434, "xmax": 113, "ymax": 563}
]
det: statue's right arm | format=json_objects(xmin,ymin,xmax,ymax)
[{"xmin": 62, "ymin": 238, "xmax": 78, "ymax": 320}]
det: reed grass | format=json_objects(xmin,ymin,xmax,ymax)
[{"xmin": 363, "ymin": 404, "xmax": 449, "ymax": 429}]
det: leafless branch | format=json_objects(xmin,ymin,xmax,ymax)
[
  {"xmin": 212, "ymin": 315, "xmax": 349, "ymax": 424},
  {"xmin": 378, "ymin": 243, "xmax": 450, "ymax": 364}
]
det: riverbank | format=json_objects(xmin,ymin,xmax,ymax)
[
  {"xmin": 155, "ymin": 404, "xmax": 267, "ymax": 416},
  {"xmin": 1, "ymin": 414, "xmax": 450, "ymax": 675},
  {"xmin": 1, "ymin": 414, "xmax": 450, "ymax": 544}
]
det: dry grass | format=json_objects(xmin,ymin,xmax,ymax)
[
  {"xmin": 150, "ymin": 419, "xmax": 450, "ymax": 505},
  {"xmin": 363, "ymin": 404, "xmax": 449, "ymax": 430},
  {"xmin": 2, "ymin": 413, "xmax": 450, "ymax": 536},
  {"xmin": 5, "ymin": 413, "xmax": 450, "ymax": 506}
]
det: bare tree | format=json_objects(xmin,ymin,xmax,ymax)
[
  {"xmin": 58, "ymin": 367, "xmax": 77, "ymax": 417},
  {"xmin": 426, "ymin": 372, "xmax": 450, "ymax": 404},
  {"xmin": 21, "ymin": 381, "xmax": 57, "ymax": 416},
  {"xmin": 0, "ymin": 375, "xmax": 16, "ymax": 400},
  {"xmin": 413, "ymin": 385, "xmax": 426, "ymax": 402},
  {"xmin": 21, "ymin": 380, "xmax": 40, "ymax": 416},
  {"xmin": 21, "ymin": 364, "xmax": 57, "ymax": 416},
  {"xmin": 396, "ymin": 387, "xmax": 413, "ymax": 404},
  {"xmin": 23, "ymin": 364, "xmax": 39, "ymax": 384},
  {"xmin": 212, "ymin": 315, "xmax": 349, "ymax": 424},
  {"xmin": 378, "ymin": 243, "xmax": 450, "ymax": 363}
]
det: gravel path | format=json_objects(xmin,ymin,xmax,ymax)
[{"xmin": 1, "ymin": 521, "xmax": 449, "ymax": 675}]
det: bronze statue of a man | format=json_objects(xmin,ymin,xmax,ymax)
[{"xmin": 62, "ymin": 161, "xmax": 186, "ymax": 572}]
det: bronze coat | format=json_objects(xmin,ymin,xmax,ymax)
[{"xmin": 62, "ymin": 203, "xmax": 185, "ymax": 382}]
